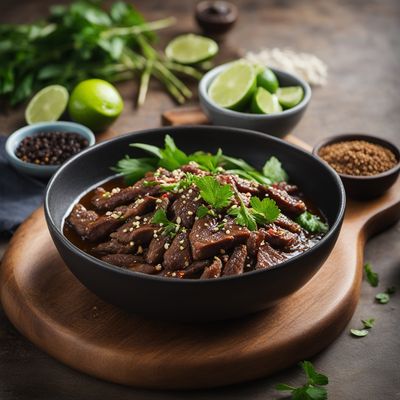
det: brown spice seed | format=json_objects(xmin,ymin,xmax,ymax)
[{"xmin": 319, "ymin": 140, "xmax": 397, "ymax": 176}]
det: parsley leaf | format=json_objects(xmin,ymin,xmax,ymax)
[
  {"xmin": 375, "ymin": 292, "xmax": 390, "ymax": 304},
  {"xmin": 194, "ymin": 176, "xmax": 233, "ymax": 210},
  {"xmin": 196, "ymin": 205, "xmax": 210, "ymax": 218},
  {"xmin": 364, "ymin": 262, "xmax": 379, "ymax": 287},
  {"xmin": 250, "ymin": 197, "xmax": 280, "ymax": 224},
  {"xmin": 350, "ymin": 329, "xmax": 369, "ymax": 337},
  {"xmin": 262, "ymin": 156, "xmax": 288, "ymax": 183},
  {"xmin": 361, "ymin": 318, "xmax": 375, "ymax": 329},
  {"xmin": 151, "ymin": 209, "xmax": 178, "ymax": 237},
  {"xmin": 296, "ymin": 211, "xmax": 328, "ymax": 234},
  {"xmin": 158, "ymin": 173, "xmax": 195, "ymax": 192},
  {"xmin": 111, "ymin": 156, "xmax": 157, "ymax": 184},
  {"xmin": 276, "ymin": 361, "xmax": 328, "ymax": 400},
  {"xmin": 229, "ymin": 203, "xmax": 257, "ymax": 231}
]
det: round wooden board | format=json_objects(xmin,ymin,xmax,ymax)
[{"xmin": 1, "ymin": 155, "xmax": 400, "ymax": 389}]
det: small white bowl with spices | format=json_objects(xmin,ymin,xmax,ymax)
[
  {"xmin": 313, "ymin": 133, "xmax": 400, "ymax": 200},
  {"xmin": 5, "ymin": 121, "xmax": 95, "ymax": 179}
]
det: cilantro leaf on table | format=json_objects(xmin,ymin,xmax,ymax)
[
  {"xmin": 363, "ymin": 262, "xmax": 379, "ymax": 287},
  {"xmin": 350, "ymin": 329, "xmax": 369, "ymax": 337},
  {"xmin": 194, "ymin": 176, "xmax": 233, "ymax": 210},
  {"xmin": 375, "ymin": 288, "xmax": 394, "ymax": 304},
  {"xmin": 361, "ymin": 318, "xmax": 375, "ymax": 329},
  {"xmin": 350, "ymin": 318, "xmax": 375, "ymax": 337},
  {"xmin": 276, "ymin": 361, "xmax": 328, "ymax": 400},
  {"xmin": 250, "ymin": 197, "xmax": 280, "ymax": 224},
  {"xmin": 262, "ymin": 156, "xmax": 288, "ymax": 183},
  {"xmin": 296, "ymin": 211, "xmax": 328, "ymax": 234},
  {"xmin": 151, "ymin": 209, "xmax": 178, "ymax": 236}
]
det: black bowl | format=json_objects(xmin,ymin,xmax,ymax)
[
  {"xmin": 313, "ymin": 134, "xmax": 400, "ymax": 200},
  {"xmin": 45, "ymin": 126, "xmax": 345, "ymax": 322}
]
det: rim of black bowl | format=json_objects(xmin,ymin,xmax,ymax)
[
  {"xmin": 45, "ymin": 125, "xmax": 346, "ymax": 284},
  {"xmin": 198, "ymin": 62, "xmax": 312, "ymax": 119},
  {"xmin": 313, "ymin": 133, "xmax": 400, "ymax": 180}
]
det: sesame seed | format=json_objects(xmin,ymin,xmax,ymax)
[
  {"xmin": 176, "ymin": 217, "xmax": 182, "ymax": 224},
  {"xmin": 155, "ymin": 264, "xmax": 162, "ymax": 271},
  {"xmin": 187, "ymin": 211, "xmax": 193, "ymax": 215},
  {"xmin": 172, "ymin": 272, "xmax": 177, "ymax": 277},
  {"xmin": 123, "ymin": 229, "xmax": 127, "ymax": 233},
  {"xmin": 137, "ymin": 246, "xmax": 143, "ymax": 254},
  {"xmin": 184, "ymin": 261, "xmax": 189, "ymax": 267},
  {"xmin": 220, "ymin": 249, "xmax": 225, "ymax": 254},
  {"xmin": 135, "ymin": 216, "xmax": 141, "ymax": 220},
  {"xmin": 225, "ymin": 230, "xmax": 231, "ymax": 234},
  {"xmin": 129, "ymin": 241, "xmax": 134, "ymax": 247},
  {"xmin": 129, "ymin": 227, "xmax": 134, "ymax": 232},
  {"xmin": 164, "ymin": 243, "xmax": 170, "ymax": 250},
  {"xmin": 179, "ymin": 246, "xmax": 185, "ymax": 250}
]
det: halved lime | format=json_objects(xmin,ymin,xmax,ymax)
[
  {"xmin": 257, "ymin": 68, "xmax": 279, "ymax": 94},
  {"xmin": 25, "ymin": 85, "xmax": 69, "ymax": 125},
  {"xmin": 251, "ymin": 87, "xmax": 282, "ymax": 114},
  {"xmin": 165, "ymin": 34, "xmax": 218, "ymax": 65},
  {"xmin": 277, "ymin": 86, "xmax": 304, "ymax": 109},
  {"xmin": 208, "ymin": 61, "xmax": 257, "ymax": 110},
  {"xmin": 68, "ymin": 79, "xmax": 124, "ymax": 132}
]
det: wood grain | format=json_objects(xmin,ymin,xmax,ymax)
[{"xmin": 1, "ymin": 136, "xmax": 399, "ymax": 389}]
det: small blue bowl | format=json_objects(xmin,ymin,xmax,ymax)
[
  {"xmin": 5, "ymin": 121, "xmax": 95, "ymax": 179},
  {"xmin": 198, "ymin": 62, "xmax": 312, "ymax": 137}
]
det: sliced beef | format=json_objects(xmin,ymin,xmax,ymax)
[
  {"xmin": 223, "ymin": 245, "xmax": 247, "ymax": 276},
  {"xmin": 200, "ymin": 257, "xmax": 223, "ymax": 279},
  {"xmin": 275, "ymin": 213, "xmax": 302, "ymax": 234},
  {"xmin": 92, "ymin": 239, "xmax": 133, "ymax": 256},
  {"xmin": 110, "ymin": 220, "xmax": 156, "ymax": 245},
  {"xmin": 128, "ymin": 263, "xmax": 157, "ymax": 274},
  {"xmin": 171, "ymin": 187, "xmax": 202, "ymax": 228},
  {"xmin": 180, "ymin": 162, "xmax": 207, "ymax": 176},
  {"xmin": 256, "ymin": 242, "xmax": 286, "ymax": 269},
  {"xmin": 246, "ymin": 229, "xmax": 266, "ymax": 257},
  {"xmin": 67, "ymin": 204, "xmax": 99, "ymax": 237},
  {"xmin": 163, "ymin": 231, "xmax": 192, "ymax": 271},
  {"xmin": 264, "ymin": 225, "xmax": 298, "ymax": 249},
  {"xmin": 91, "ymin": 177, "xmax": 160, "ymax": 211},
  {"xmin": 224, "ymin": 217, "xmax": 251, "ymax": 245},
  {"xmin": 272, "ymin": 182, "xmax": 299, "ymax": 195},
  {"xmin": 101, "ymin": 254, "xmax": 145, "ymax": 268},
  {"xmin": 85, "ymin": 214, "xmax": 125, "ymax": 242},
  {"xmin": 264, "ymin": 186, "xmax": 306, "ymax": 216},
  {"xmin": 146, "ymin": 234, "xmax": 170, "ymax": 264},
  {"xmin": 164, "ymin": 260, "xmax": 210, "ymax": 279}
]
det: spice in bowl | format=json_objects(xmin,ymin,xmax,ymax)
[
  {"xmin": 15, "ymin": 132, "xmax": 89, "ymax": 166},
  {"xmin": 318, "ymin": 140, "xmax": 398, "ymax": 176}
]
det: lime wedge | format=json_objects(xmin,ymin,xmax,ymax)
[
  {"xmin": 208, "ymin": 61, "xmax": 257, "ymax": 110},
  {"xmin": 277, "ymin": 86, "xmax": 304, "ymax": 109},
  {"xmin": 25, "ymin": 85, "xmax": 69, "ymax": 124},
  {"xmin": 165, "ymin": 34, "xmax": 218, "ymax": 65},
  {"xmin": 251, "ymin": 87, "xmax": 282, "ymax": 114},
  {"xmin": 257, "ymin": 68, "xmax": 279, "ymax": 94}
]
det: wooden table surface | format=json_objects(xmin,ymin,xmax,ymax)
[{"xmin": 1, "ymin": 0, "xmax": 399, "ymax": 398}]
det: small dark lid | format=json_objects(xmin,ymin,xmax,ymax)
[{"xmin": 195, "ymin": 1, "xmax": 238, "ymax": 35}]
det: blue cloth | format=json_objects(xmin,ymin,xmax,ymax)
[{"xmin": 0, "ymin": 136, "xmax": 46, "ymax": 236}]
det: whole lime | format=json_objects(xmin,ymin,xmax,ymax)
[{"xmin": 68, "ymin": 79, "xmax": 124, "ymax": 132}]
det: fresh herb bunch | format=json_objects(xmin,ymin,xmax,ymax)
[
  {"xmin": 0, "ymin": 0, "xmax": 202, "ymax": 106},
  {"xmin": 151, "ymin": 209, "xmax": 178, "ymax": 237},
  {"xmin": 276, "ymin": 361, "xmax": 329, "ymax": 400}
]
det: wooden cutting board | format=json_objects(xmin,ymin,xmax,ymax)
[{"xmin": 1, "ymin": 122, "xmax": 400, "ymax": 389}]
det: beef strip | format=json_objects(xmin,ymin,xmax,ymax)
[
  {"xmin": 128, "ymin": 263, "xmax": 157, "ymax": 274},
  {"xmin": 171, "ymin": 187, "xmax": 202, "ymax": 228},
  {"xmin": 256, "ymin": 242, "xmax": 286, "ymax": 269},
  {"xmin": 101, "ymin": 254, "xmax": 145, "ymax": 268},
  {"xmin": 275, "ymin": 213, "xmax": 302, "ymax": 234},
  {"xmin": 224, "ymin": 217, "xmax": 251, "ymax": 245},
  {"xmin": 264, "ymin": 225, "xmax": 298, "ymax": 249},
  {"xmin": 91, "ymin": 177, "xmax": 160, "ymax": 211},
  {"xmin": 272, "ymin": 182, "xmax": 299, "ymax": 194},
  {"xmin": 67, "ymin": 204, "xmax": 99, "ymax": 237},
  {"xmin": 263, "ymin": 186, "xmax": 306, "ymax": 216},
  {"xmin": 246, "ymin": 229, "xmax": 266, "ymax": 257},
  {"xmin": 200, "ymin": 257, "xmax": 223, "ymax": 279},
  {"xmin": 179, "ymin": 162, "xmax": 207, "ymax": 176},
  {"xmin": 164, "ymin": 260, "xmax": 210, "ymax": 279},
  {"xmin": 146, "ymin": 234, "xmax": 170, "ymax": 264},
  {"xmin": 223, "ymin": 245, "xmax": 247, "ymax": 276},
  {"xmin": 110, "ymin": 218, "xmax": 156, "ymax": 245},
  {"xmin": 163, "ymin": 231, "xmax": 192, "ymax": 271},
  {"xmin": 92, "ymin": 239, "xmax": 134, "ymax": 256}
]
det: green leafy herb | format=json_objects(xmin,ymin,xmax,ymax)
[
  {"xmin": 375, "ymin": 291, "xmax": 391, "ymax": 304},
  {"xmin": 250, "ymin": 197, "xmax": 280, "ymax": 224},
  {"xmin": 363, "ymin": 262, "xmax": 379, "ymax": 287},
  {"xmin": 151, "ymin": 209, "xmax": 177, "ymax": 236},
  {"xmin": 296, "ymin": 211, "xmax": 328, "ymax": 234},
  {"xmin": 276, "ymin": 361, "xmax": 328, "ymax": 400},
  {"xmin": 189, "ymin": 149, "xmax": 223, "ymax": 172},
  {"xmin": 0, "ymin": 0, "xmax": 204, "ymax": 107},
  {"xmin": 194, "ymin": 176, "xmax": 233, "ymax": 210},
  {"xmin": 196, "ymin": 205, "xmax": 210, "ymax": 218},
  {"xmin": 262, "ymin": 156, "xmax": 288, "ymax": 183},
  {"xmin": 361, "ymin": 318, "xmax": 375, "ymax": 329},
  {"xmin": 350, "ymin": 329, "xmax": 369, "ymax": 338},
  {"xmin": 111, "ymin": 156, "xmax": 157, "ymax": 184},
  {"xmin": 159, "ymin": 173, "xmax": 195, "ymax": 192},
  {"xmin": 229, "ymin": 203, "xmax": 257, "ymax": 231}
]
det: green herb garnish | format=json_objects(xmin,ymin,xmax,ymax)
[
  {"xmin": 296, "ymin": 211, "xmax": 328, "ymax": 234},
  {"xmin": 196, "ymin": 205, "xmax": 210, "ymax": 218},
  {"xmin": 151, "ymin": 209, "xmax": 178, "ymax": 236},
  {"xmin": 262, "ymin": 156, "xmax": 288, "ymax": 183},
  {"xmin": 375, "ymin": 288, "xmax": 394, "ymax": 304},
  {"xmin": 276, "ymin": 361, "xmax": 328, "ymax": 400},
  {"xmin": 0, "ymin": 1, "xmax": 204, "ymax": 107},
  {"xmin": 111, "ymin": 156, "xmax": 157, "ymax": 184},
  {"xmin": 194, "ymin": 176, "xmax": 233, "ymax": 210},
  {"xmin": 361, "ymin": 318, "xmax": 375, "ymax": 329},
  {"xmin": 363, "ymin": 262, "xmax": 379, "ymax": 287},
  {"xmin": 250, "ymin": 197, "xmax": 280, "ymax": 225},
  {"xmin": 229, "ymin": 203, "xmax": 258, "ymax": 231}
]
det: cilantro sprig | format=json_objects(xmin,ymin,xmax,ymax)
[
  {"xmin": 151, "ymin": 209, "xmax": 178, "ymax": 237},
  {"xmin": 296, "ymin": 211, "xmax": 328, "ymax": 234},
  {"xmin": 194, "ymin": 176, "xmax": 233, "ymax": 210},
  {"xmin": 363, "ymin": 262, "xmax": 379, "ymax": 287},
  {"xmin": 276, "ymin": 361, "xmax": 328, "ymax": 400},
  {"xmin": 350, "ymin": 318, "xmax": 375, "ymax": 338}
]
